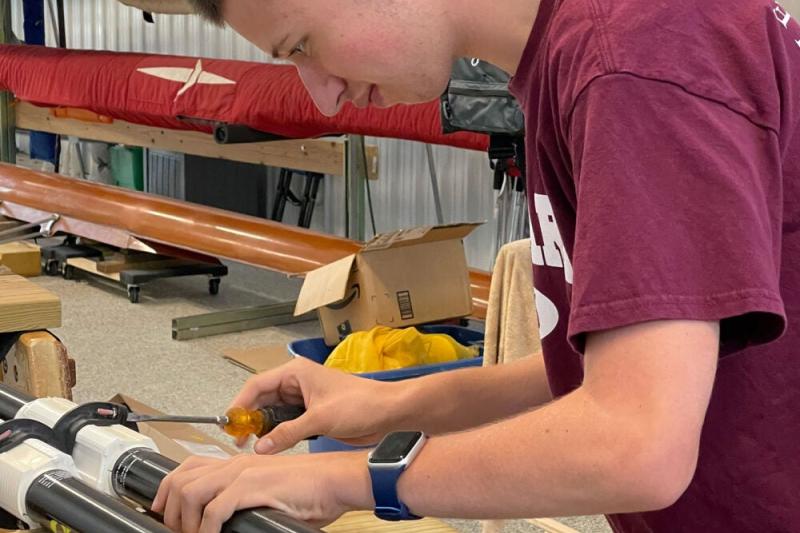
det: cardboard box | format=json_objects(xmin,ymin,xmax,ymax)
[
  {"xmin": 222, "ymin": 344, "xmax": 294, "ymax": 374},
  {"xmin": 0, "ymin": 242, "xmax": 41, "ymax": 278},
  {"xmin": 110, "ymin": 394, "xmax": 238, "ymax": 463},
  {"xmin": 295, "ymin": 223, "xmax": 481, "ymax": 346}
]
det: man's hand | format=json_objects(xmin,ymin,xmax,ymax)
[
  {"xmin": 233, "ymin": 353, "xmax": 554, "ymax": 454},
  {"xmin": 230, "ymin": 357, "xmax": 403, "ymax": 454},
  {"xmin": 151, "ymin": 451, "xmax": 373, "ymax": 533}
]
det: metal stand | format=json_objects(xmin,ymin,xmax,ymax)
[
  {"xmin": 172, "ymin": 301, "xmax": 316, "ymax": 341},
  {"xmin": 271, "ymin": 169, "xmax": 324, "ymax": 229},
  {"xmin": 0, "ymin": 0, "xmax": 16, "ymax": 164},
  {"xmin": 41, "ymin": 240, "xmax": 228, "ymax": 304},
  {"xmin": 345, "ymin": 135, "xmax": 367, "ymax": 241},
  {"xmin": 0, "ymin": 213, "xmax": 59, "ymax": 245},
  {"xmin": 426, "ymin": 144, "xmax": 445, "ymax": 224}
]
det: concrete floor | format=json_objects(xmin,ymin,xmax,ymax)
[{"xmin": 29, "ymin": 258, "xmax": 610, "ymax": 533}]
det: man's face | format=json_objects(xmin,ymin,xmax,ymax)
[{"xmin": 224, "ymin": 0, "xmax": 455, "ymax": 116}]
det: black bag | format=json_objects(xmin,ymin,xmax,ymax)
[{"xmin": 440, "ymin": 58, "xmax": 525, "ymax": 136}]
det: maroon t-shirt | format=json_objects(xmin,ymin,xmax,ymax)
[{"xmin": 510, "ymin": 0, "xmax": 800, "ymax": 530}]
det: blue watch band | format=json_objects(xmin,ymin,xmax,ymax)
[{"xmin": 368, "ymin": 464, "xmax": 420, "ymax": 521}]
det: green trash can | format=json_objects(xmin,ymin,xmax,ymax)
[{"xmin": 110, "ymin": 145, "xmax": 144, "ymax": 191}]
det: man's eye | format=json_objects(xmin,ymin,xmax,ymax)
[{"xmin": 289, "ymin": 40, "xmax": 307, "ymax": 57}]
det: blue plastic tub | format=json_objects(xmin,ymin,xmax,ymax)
[{"xmin": 287, "ymin": 325, "xmax": 484, "ymax": 452}]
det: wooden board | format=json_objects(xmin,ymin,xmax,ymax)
[
  {"xmin": 325, "ymin": 512, "xmax": 456, "ymax": 532},
  {"xmin": 527, "ymin": 518, "xmax": 581, "ymax": 533},
  {"xmin": 0, "ymin": 241, "xmax": 41, "ymax": 277},
  {"xmin": 16, "ymin": 102, "xmax": 380, "ymax": 179},
  {"xmin": 0, "ymin": 331, "xmax": 75, "ymax": 400},
  {"xmin": 0, "ymin": 275, "xmax": 61, "ymax": 333},
  {"xmin": 66, "ymin": 257, "xmax": 121, "ymax": 281}
]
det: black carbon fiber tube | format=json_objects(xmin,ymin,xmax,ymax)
[
  {"xmin": 26, "ymin": 469, "xmax": 170, "ymax": 533},
  {"xmin": 213, "ymin": 124, "xmax": 287, "ymax": 144},
  {"xmin": 114, "ymin": 449, "xmax": 323, "ymax": 533},
  {"xmin": 0, "ymin": 384, "xmax": 32, "ymax": 420}
]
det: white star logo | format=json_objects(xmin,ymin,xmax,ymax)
[{"xmin": 137, "ymin": 59, "xmax": 236, "ymax": 101}]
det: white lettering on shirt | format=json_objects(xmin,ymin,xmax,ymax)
[
  {"xmin": 773, "ymin": 1, "xmax": 800, "ymax": 48},
  {"xmin": 531, "ymin": 194, "xmax": 574, "ymax": 284},
  {"xmin": 534, "ymin": 288, "xmax": 559, "ymax": 339},
  {"xmin": 774, "ymin": 3, "xmax": 791, "ymax": 28}
]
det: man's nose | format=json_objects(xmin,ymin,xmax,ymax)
[{"xmin": 295, "ymin": 63, "xmax": 347, "ymax": 117}]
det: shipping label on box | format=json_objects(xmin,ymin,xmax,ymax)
[{"xmin": 295, "ymin": 223, "xmax": 482, "ymax": 345}]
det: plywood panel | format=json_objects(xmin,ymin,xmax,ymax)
[{"xmin": 326, "ymin": 512, "xmax": 457, "ymax": 532}]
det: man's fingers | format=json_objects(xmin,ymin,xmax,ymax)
[
  {"xmin": 179, "ymin": 475, "xmax": 231, "ymax": 533},
  {"xmin": 197, "ymin": 472, "xmax": 288, "ymax": 533},
  {"xmin": 228, "ymin": 358, "xmax": 310, "ymax": 411},
  {"xmin": 152, "ymin": 456, "xmax": 216, "ymax": 513},
  {"xmin": 254, "ymin": 414, "xmax": 318, "ymax": 454},
  {"xmin": 228, "ymin": 371, "xmax": 283, "ymax": 411}
]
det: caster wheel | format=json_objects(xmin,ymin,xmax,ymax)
[
  {"xmin": 62, "ymin": 265, "xmax": 75, "ymax": 280},
  {"xmin": 209, "ymin": 278, "xmax": 221, "ymax": 295},
  {"xmin": 128, "ymin": 286, "xmax": 141, "ymax": 304},
  {"xmin": 46, "ymin": 261, "xmax": 59, "ymax": 277}
]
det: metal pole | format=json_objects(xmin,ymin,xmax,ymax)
[
  {"xmin": 425, "ymin": 144, "xmax": 445, "ymax": 225},
  {"xmin": 0, "ymin": 0, "xmax": 16, "ymax": 164},
  {"xmin": 345, "ymin": 135, "xmax": 367, "ymax": 241}
]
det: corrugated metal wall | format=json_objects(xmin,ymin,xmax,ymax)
[{"xmin": 11, "ymin": 1, "xmax": 503, "ymax": 270}]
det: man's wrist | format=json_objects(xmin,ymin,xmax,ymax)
[
  {"xmin": 334, "ymin": 451, "xmax": 375, "ymax": 512},
  {"xmin": 380, "ymin": 379, "xmax": 423, "ymax": 431}
]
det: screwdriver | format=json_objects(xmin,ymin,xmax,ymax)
[{"xmin": 99, "ymin": 405, "xmax": 306, "ymax": 439}]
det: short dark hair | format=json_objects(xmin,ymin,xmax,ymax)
[{"xmin": 188, "ymin": 0, "xmax": 225, "ymax": 26}]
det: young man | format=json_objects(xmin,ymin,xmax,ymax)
[{"xmin": 152, "ymin": 1, "xmax": 800, "ymax": 532}]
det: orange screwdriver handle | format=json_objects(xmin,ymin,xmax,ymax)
[{"xmin": 223, "ymin": 405, "xmax": 307, "ymax": 439}]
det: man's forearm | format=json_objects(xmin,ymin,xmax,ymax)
[
  {"xmin": 384, "ymin": 320, "xmax": 720, "ymax": 519},
  {"xmin": 394, "ymin": 387, "xmax": 666, "ymax": 519},
  {"xmin": 390, "ymin": 354, "xmax": 552, "ymax": 435}
]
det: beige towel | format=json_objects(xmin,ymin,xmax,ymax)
[
  {"xmin": 482, "ymin": 239, "xmax": 540, "ymax": 533},
  {"xmin": 483, "ymin": 239, "xmax": 540, "ymax": 367}
]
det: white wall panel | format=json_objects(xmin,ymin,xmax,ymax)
[{"xmin": 11, "ymin": 0, "xmax": 503, "ymax": 271}]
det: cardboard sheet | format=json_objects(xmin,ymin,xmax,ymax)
[{"xmin": 222, "ymin": 344, "xmax": 294, "ymax": 374}]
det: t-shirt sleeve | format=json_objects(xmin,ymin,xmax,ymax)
[{"xmin": 566, "ymin": 73, "xmax": 786, "ymax": 356}]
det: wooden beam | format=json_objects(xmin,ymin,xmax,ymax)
[
  {"xmin": 15, "ymin": 102, "xmax": 379, "ymax": 178},
  {"xmin": 0, "ymin": 332, "xmax": 75, "ymax": 400},
  {"xmin": 0, "ymin": 275, "xmax": 61, "ymax": 333}
]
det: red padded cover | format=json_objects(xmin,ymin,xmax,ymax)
[{"xmin": 0, "ymin": 45, "xmax": 488, "ymax": 152}]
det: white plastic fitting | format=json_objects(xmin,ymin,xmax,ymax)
[
  {"xmin": 0, "ymin": 437, "xmax": 77, "ymax": 527},
  {"xmin": 16, "ymin": 398, "xmax": 159, "ymax": 494}
]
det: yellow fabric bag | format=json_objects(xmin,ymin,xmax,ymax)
[{"xmin": 324, "ymin": 326, "xmax": 480, "ymax": 373}]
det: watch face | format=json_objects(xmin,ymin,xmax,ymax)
[{"xmin": 370, "ymin": 431, "xmax": 423, "ymax": 463}]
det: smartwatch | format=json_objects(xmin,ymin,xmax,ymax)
[{"xmin": 368, "ymin": 431, "xmax": 427, "ymax": 521}]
